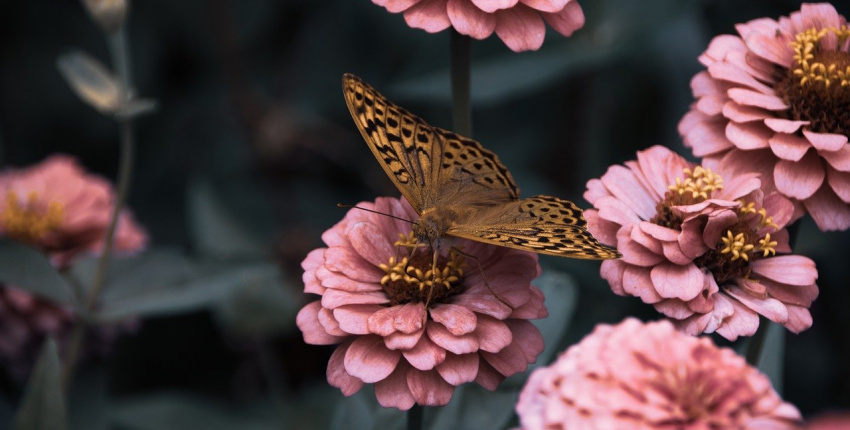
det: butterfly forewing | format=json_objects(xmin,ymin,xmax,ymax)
[
  {"xmin": 343, "ymin": 74, "xmax": 519, "ymax": 212},
  {"xmin": 342, "ymin": 73, "xmax": 621, "ymax": 261}
]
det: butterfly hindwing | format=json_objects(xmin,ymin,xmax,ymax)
[{"xmin": 448, "ymin": 195, "xmax": 620, "ymax": 259}]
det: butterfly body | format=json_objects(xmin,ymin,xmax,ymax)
[{"xmin": 343, "ymin": 73, "xmax": 620, "ymax": 261}]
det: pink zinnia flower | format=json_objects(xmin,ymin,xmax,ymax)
[
  {"xmin": 679, "ymin": 3, "xmax": 850, "ymax": 231},
  {"xmin": 516, "ymin": 318, "xmax": 803, "ymax": 429},
  {"xmin": 584, "ymin": 145, "xmax": 818, "ymax": 340},
  {"xmin": 296, "ymin": 196, "xmax": 546, "ymax": 410},
  {"xmin": 0, "ymin": 154, "xmax": 146, "ymax": 267},
  {"xmin": 371, "ymin": 0, "xmax": 584, "ymax": 52},
  {"xmin": 0, "ymin": 154, "xmax": 147, "ymax": 379}
]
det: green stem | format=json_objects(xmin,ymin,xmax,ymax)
[
  {"xmin": 745, "ymin": 316, "xmax": 769, "ymax": 366},
  {"xmin": 407, "ymin": 404, "xmax": 423, "ymax": 430},
  {"xmin": 62, "ymin": 26, "xmax": 136, "ymax": 391},
  {"xmin": 450, "ymin": 29, "xmax": 472, "ymax": 137}
]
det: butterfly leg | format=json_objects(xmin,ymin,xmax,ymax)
[{"xmin": 448, "ymin": 246, "xmax": 513, "ymax": 310}]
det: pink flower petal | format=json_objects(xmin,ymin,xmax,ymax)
[
  {"xmin": 761, "ymin": 279, "xmax": 818, "ymax": 307},
  {"xmin": 751, "ymin": 255, "xmax": 818, "ymax": 286},
  {"xmin": 429, "ymin": 303, "xmax": 477, "ymax": 335},
  {"xmin": 724, "ymin": 285, "xmax": 789, "ymax": 324},
  {"xmin": 447, "ymin": 0, "xmax": 496, "ymax": 39},
  {"xmin": 618, "ymin": 227, "xmax": 665, "ymax": 267},
  {"xmin": 407, "ymin": 369, "xmax": 455, "ymax": 406},
  {"xmin": 761, "ymin": 192, "xmax": 795, "ymax": 229},
  {"xmin": 600, "ymin": 259, "xmax": 627, "ymax": 296},
  {"xmin": 450, "ymin": 292, "xmax": 512, "ymax": 320},
  {"xmin": 344, "ymin": 335, "xmax": 402, "ymax": 383},
  {"xmin": 374, "ymin": 364, "xmax": 416, "ymax": 410},
  {"xmin": 367, "ymin": 302, "xmax": 426, "ymax": 336},
  {"xmin": 764, "ymin": 118, "xmax": 808, "ymax": 133},
  {"xmin": 519, "ymin": 0, "xmax": 567, "ymax": 13},
  {"xmin": 726, "ymin": 88, "xmax": 787, "ymax": 110},
  {"xmin": 683, "ymin": 117, "xmax": 734, "ymax": 158},
  {"xmin": 774, "ymin": 151, "xmax": 825, "ymax": 200},
  {"xmin": 768, "ymin": 134, "xmax": 810, "ymax": 161},
  {"xmin": 827, "ymin": 167, "xmax": 850, "ymax": 203},
  {"xmin": 784, "ymin": 305, "xmax": 813, "ymax": 333},
  {"xmin": 324, "ymin": 246, "xmax": 384, "ymax": 283},
  {"xmin": 726, "ymin": 122, "xmax": 771, "ymax": 150},
  {"xmin": 404, "ymin": 0, "xmax": 451, "ymax": 32},
  {"xmin": 715, "ymin": 296, "xmax": 759, "ymax": 341},
  {"xmin": 803, "ymin": 129, "xmax": 848, "ymax": 152},
  {"xmin": 804, "ymin": 186, "xmax": 850, "ymax": 231},
  {"xmin": 745, "ymin": 33, "xmax": 792, "ymax": 67},
  {"xmin": 335, "ymin": 304, "xmax": 386, "ymax": 335},
  {"xmin": 385, "ymin": 329, "xmax": 425, "ymax": 350},
  {"xmin": 707, "ymin": 61, "xmax": 775, "ymax": 94},
  {"xmin": 475, "ymin": 315, "xmax": 513, "ymax": 353},
  {"xmin": 623, "ymin": 265, "xmax": 663, "ymax": 304},
  {"xmin": 541, "ymin": 0, "xmax": 584, "ymax": 37},
  {"xmin": 436, "ymin": 353, "xmax": 479, "ymax": 385},
  {"xmin": 297, "ymin": 302, "xmax": 348, "ymax": 345},
  {"xmin": 403, "ymin": 334, "xmax": 446, "ymax": 370},
  {"xmin": 322, "ymin": 288, "xmax": 388, "ymax": 308},
  {"xmin": 471, "ymin": 0, "xmax": 519, "ymax": 13},
  {"xmin": 600, "ymin": 165, "xmax": 659, "ymax": 220},
  {"xmin": 327, "ymin": 342, "xmax": 365, "ymax": 396},
  {"xmin": 494, "ymin": 5, "xmax": 546, "ymax": 52},
  {"xmin": 427, "ymin": 320, "xmax": 479, "ymax": 354},
  {"xmin": 722, "ymin": 102, "xmax": 769, "ymax": 123},
  {"xmin": 474, "ymin": 360, "xmax": 505, "ymax": 390},
  {"xmin": 382, "ymin": 0, "xmax": 423, "ymax": 13},
  {"xmin": 650, "ymin": 263, "xmax": 705, "ymax": 301},
  {"xmin": 318, "ymin": 308, "xmax": 347, "ymax": 337},
  {"xmin": 822, "ymin": 146, "xmax": 850, "ymax": 171},
  {"xmin": 653, "ymin": 299, "xmax": 695, "ymax": 319}
]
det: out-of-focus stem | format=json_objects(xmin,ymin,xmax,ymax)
[
  {"xmin": 62, "ymin": 26, "xmax": 136, "ymax": 391},
  {"xmin": 451, "ymin": 30, "xmax": 472, "ymax": 137},
  {"xmin": 407, "ymin": 404, "xmax": 423, "ymax": 430}
]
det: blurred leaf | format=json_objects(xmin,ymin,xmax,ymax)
[
  {"xmin": 212, "ymin": 268, "xmax": 300, "ymax": 338},
  {"xmin": 68, "ymin": 368, "xmax": 108, "ymax": 430},
  {"xmin": 188, "ymin": 176, "xmax": 270, "ymax": 258},
  {"xmin": 13, "ymin": 338, "xmax": 68, "ymax": 430},
  {"xmin": 0, "ymin": 239, "xmax": 77, "ymax": 306},
  {"xmin": 737, "ymin": 321, "xmax": 786, "ymax": 394},
  {"xmin": 528, "ymin": 270, "xmax": 579, "ymax": 366},
  {"xmin": 57, "ymin": 50, "xmax": 121, "ymax": 114},
  {"xmin": 111, "ymin": 392, "xmax": 279, "ymax": 430},
  {"xmin": 70, "ymin": 250, "xmax": 282, "ymax": 322},
  {"xmin": 427, "ymin": 384, "xmax": 518, "ymax": 430},
  {"xmin": 330, "ymin": 389, "xmax": 404, "ymax": 430},
  {"xmin": 114, "ymin": 98, "xmax": 158, "ymax": 119}
]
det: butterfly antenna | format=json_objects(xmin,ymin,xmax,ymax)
[{"xmin": 337, "ymin": 203, "xmax": 416, "ymax": 224}]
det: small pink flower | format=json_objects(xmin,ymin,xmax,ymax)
[
  {"xmin": 679, "ymin": 3, "xmax": 850, "ymax": 231},
  {"xmin": 371, "ymin": 0, "xmax": 584, "ymax": 52},
  {"xmin": 0, "ymin": 155, "xmax": 147, "ymax": 379},
  {"xmin": 584, "ymin": 145, "xmax": 818, "ymax": 340},
  {"xmin": 0, "ymin": 154, "xmax": 146, "ymax": 268},
  {"xmin": 297, "ymin": 196, "xmax": 546, "ymax": 410},
  {"xmin": 516, "ymin": 318, "xmax": 803, "ymax": 430}
]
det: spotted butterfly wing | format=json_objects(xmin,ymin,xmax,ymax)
[{"xmin": 342, "ymin": 73, "xmax": 620, "ymax": 260}]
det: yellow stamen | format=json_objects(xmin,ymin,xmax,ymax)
[
  {"xmin": 719, "ymin": 230, "xmax": 754, "ymax": 262},
  {"xmin": 668, "ymin": 166, "xmax": 724, "ymax": 201},
  {"xmin": 757, "ymin": 233, "xmax": 778, "ymax": 257},
  {"xmin": 1, "ymin": 191, "xmax": 64, "ymax": 243},
  {"xmin": 791, "ymin": 26, "xmax": 850, "ymax": 88}
]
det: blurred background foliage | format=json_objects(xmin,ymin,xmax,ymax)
[{"xmin": 1, "ymin": 0, "xmax": 849, "ymax": 428}]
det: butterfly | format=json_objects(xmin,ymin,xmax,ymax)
[{"xmin": 342, "ymin": 73, "xmax": 620, "ymax": 261}]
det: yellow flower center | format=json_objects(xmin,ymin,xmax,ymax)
[
  {"xmin": 378, "ymin": 232, "xmax": 466, "ymax": 306},
  {"xmin": 776, "ymin": 25, "xmax": 850, "ymax": 135},
  {"xmin": 0, "ymin": 191, "xmax": 64, "ymax": 243},
  {"xmin": 652, "ymin": 166, "xmax": 724, "ymax": 229}
]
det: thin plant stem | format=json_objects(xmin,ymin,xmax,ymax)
[
  {"xmin": 450, "ymin": 29, "xmax": 472, "ymax": 137},
  {"xmin": 407, "ymin": 404, "xmax": 423, "ymax": 430},
  {"xmin": 744, "ymin": 221, "xmax": 802, "ymax": 367},
  {"xmin": 62, "ymin": 26, "xmax": 136, "ymax": 391}
]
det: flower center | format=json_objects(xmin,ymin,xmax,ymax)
[
  {"xmin": 694, "ymin": 201, "xmax": 779, "ymax": 285},
  {"xmin": 651, "ymin": 166, "xmax": 724, "ymax": 230},
  {"xmin": 378, "ymin": 232, "xmax": 466, "ymax": 306},
  {"xmin": 0, "ymin": 191, "xmax": 64, "ymax": 243},
  {"xmin": 775, "ymin": 26, "xmax": 850, "ymax": 135}
]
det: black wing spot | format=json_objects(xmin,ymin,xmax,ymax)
[
  {"xmin": 444, "ymin": 152, "xmax": 454, "ymax": 159},
  {"xmin": 473, "ymin": 162, "xmax": 483, "ymax": 170},
  {"xmin": 387, "ymin": 117, "xmax": 398, "ymax": 128},
  {"xmin": 449, "ymin": 141, "xmax": 462, "ymax": 149},
  {"xmin": 417, "ymin": 133, "xmax": 429, "ymax": 143},
  {"xmin": 402, "ymin": 129, "xmax": 413, "ymax": 138},
  {"xmin": 484, "ymin": 177, "xmax": 494, "ymax": 184}
]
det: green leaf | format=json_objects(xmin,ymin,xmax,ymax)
[
  {"xmin": 427, "ymin": 384, "xmax": 519, "ymax": 430},
  {"xmin": 70, "ymin": 250, "xmax": 282, "ymax": 322},
  {"xmin": 13, "ymin": 338, "xmax": 68, "ymax": 430},
  {"xmin": 0, "ymin": 239, "xmax": 77, "ymax": 306},
  {"xmin": 212, "ymin": 269, "xmax": 300, "ymax": 338},
  {"xmin": 111, "ymin": 392, "xmax": 279, "ymax": 430}
]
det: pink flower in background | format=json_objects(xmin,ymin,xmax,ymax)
[
  {"xmin": 584, "ymin": 146, "xmax": 818, "ymax": 340},
  {"xmin": 371, "ymin": 0, "xmax": 585, "ymax": 52},
  {"xmin": 0, "ymin": 154, "xmax": 146, "ymax": 267},
  {"xmin": 0, "ymin": 154, "xmax": 147, "ymax": 379},
  {"xmin": 515, "ymin": 318, "xmax": 802, "ymax": 429},
  {"xmin": 297, "ymin": 197, "xmax": 546, "ymax": 410},
  {"xmin": 806, "ymin": 412, "xmax": 850, "ymax": 429},
  {"xmin": 679, "ymin": 3, "xmax": 850, "ymax": 231}
]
